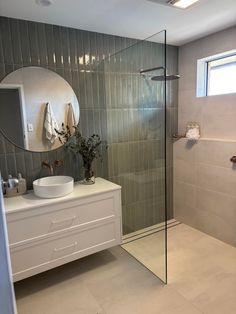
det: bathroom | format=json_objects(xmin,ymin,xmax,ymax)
[{"xmin": 0, "ymin": 0, "xmax": 235, "ymax": 313}]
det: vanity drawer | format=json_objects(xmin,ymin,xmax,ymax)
[
  {"xmin": 10, "ymin": 219, "xmax": 121, "ymax": 282},
  {"xmin": 7, "ymin": 191, "xmax": 121, "ymax": 244}
]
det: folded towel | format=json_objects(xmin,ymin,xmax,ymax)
[
  {"xmin": 67, "ymin": 103, "xmax": 76, "ymax": 135},
  {"xmin": 186, "ymin": 127, "xmax": 200, "ymax": 140},
  {"xmin": 44, "ymin": 102, "xmax": 59, "ymax": 143}
]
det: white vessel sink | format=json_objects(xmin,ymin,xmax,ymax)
[{"xmin": 33, "ymin": 176, "xmax": 74, "ymax": 198}]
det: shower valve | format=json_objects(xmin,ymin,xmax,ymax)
[{"xmin": 230, "ymin": 156, "xmax": 236, "ymax": 163}]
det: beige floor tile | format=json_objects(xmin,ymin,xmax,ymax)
[
  {"xmin": 83, "ymin": 250, "xmax": 163, "ymax": 306},
  {"xmin": 161, "ymin": 302, "xmax": 203, "ymax": 314},
  {"xmin": 122, "ymin": 231, "xmax": 166, "ymax": 281},
  {"xmin": 197, "ymin": 294, "xmax": 236, "ymax": 314},
  {"xmin": 14, "ymin": 223, "xmax": 236, "ymax": 314},
  {"xmin": 191, "ymin": 274, "xmax": 236, "ymax": 314},
  {"xmin": 16, "ymin": 280, "xmax": 105, "ymax": 314},
  {"xmin": 99, "ymin": 285, "xmax": 192, "ymax": 314}
]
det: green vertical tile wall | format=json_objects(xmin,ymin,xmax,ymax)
[
  {"xmin": 103, "ymin": 39, "xmax": 178, "ymax": 233},
  {"xmin": 0, "ymin": 16, "xmax": 178, "ymax": 234}
]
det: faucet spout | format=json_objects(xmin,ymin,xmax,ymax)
[
  {"xmin": 42, "ymin": 160, "xmax": 63, "ymax": 176},
  {"xmin": 49, "ymin": 165, "xmax": 54, "ymax": 176},
  {"xmin": 42, "ymin": 161, "xmax": 54, "ymax": 176}
]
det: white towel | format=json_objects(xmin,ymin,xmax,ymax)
[
  {"xmin": 186, "ymin": 127, "xmax": 200, "ymax": 140},
  {"xmin": 44, "ymin": 103, "xmax": 59, "ymax": 143},
  {"xmin": 67, "ymin": 103, "xmax": 76, "ymax": 135}
]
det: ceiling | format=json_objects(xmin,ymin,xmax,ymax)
[{"xmin": 0, "ymin": 0, "xmax": 236, "ymax": 46}]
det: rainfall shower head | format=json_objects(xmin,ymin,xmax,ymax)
[
  {"xmin": 151, "ymin": 74, "xmax": 180, "ymax": 81},
  {"xmin": 139, "ymin": 66, "xmax": 180, "ymax": 81}
]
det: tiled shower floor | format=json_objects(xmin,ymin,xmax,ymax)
[{"xmin": 15, "ymin": 224, "xmax": 236, "ymax": 314}]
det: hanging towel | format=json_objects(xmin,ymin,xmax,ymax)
[
  {"xmin": 67, "ymin": 103, "xmax": 76, "ymax": 135},
  {"xmin": 44, "ymin": 102, "xmax": 59, "ymax": 143}
]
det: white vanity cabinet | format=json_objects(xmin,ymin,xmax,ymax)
[{"xmin": 4, "ymin": 178, "xmax": 122, "ymax": 282}]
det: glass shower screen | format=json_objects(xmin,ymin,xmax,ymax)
[{"xmin": 103, "ymin": 30, "xmax": 167, "ymax": 283}]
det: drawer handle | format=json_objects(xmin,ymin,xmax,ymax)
[
  {"xmin": 52, "ymin": 241, "xmax": 78, "ymax": 259},
  {"xmin": 53, "ymin": 242, "xmax": 77, "ymax": 253},
  {"xmin": 51, "ymin": 216, "xmax": 76, "ymax": 225},
  {"xmin": 50, "ymin": 216, "xmax": 76, "ymax": 231}
]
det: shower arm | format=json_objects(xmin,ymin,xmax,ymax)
[{"xmin": 140, "ymin": 66, "xmax": 165, "ymax": 74}]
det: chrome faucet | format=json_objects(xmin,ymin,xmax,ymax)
[{"xmin": 42, "ymin": 160, "xmax": 63, "ymax": 176}]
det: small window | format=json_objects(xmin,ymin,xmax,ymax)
[
  {"xmin": 207, "ymin": 55, "xmax": 236, "ymax": 96},
  {"xmin": 196, "ymin": 50, "xmax": 236, "ymax": 97}
]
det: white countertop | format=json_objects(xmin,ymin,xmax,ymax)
[{"xmin": 4, "ymin": 178, "xmax": 121, "ymax": 214}]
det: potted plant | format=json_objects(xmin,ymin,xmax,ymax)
[{"xmin": 56, "ymin": 124, "xmax": 104, "ymax": 184}]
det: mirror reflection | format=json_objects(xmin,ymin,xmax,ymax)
[{"xmin": 0, "ymin": 67, "xmax": 80, "ymax": 152}]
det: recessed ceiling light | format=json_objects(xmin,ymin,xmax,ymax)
[
  {"xmin": 168, "ymin": 0, "xmax": 199, "ymax": 9},
  {"xmin": 36, "ymin": 0, "xmax": 54, "ymax": 7}
]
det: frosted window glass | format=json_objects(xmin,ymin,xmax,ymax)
[{"xmin": 208, "ymin": 56, "xmax": 236, "ymax": 96}]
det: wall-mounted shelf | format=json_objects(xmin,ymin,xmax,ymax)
[{"xmin": 172, "ymin": 134, "xmax": 186, "ymax": 141}]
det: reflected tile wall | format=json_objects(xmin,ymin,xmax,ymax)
[{"xmin": 0, "ymin": 16, "xmax": 178, "ymax": 234}]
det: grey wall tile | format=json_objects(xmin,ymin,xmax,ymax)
[
  {"xmin": 45, "ymin": 23, "xmax": 55, "ymax": 68},
  {"xmin": 53, "ymin": 25, "xmax": 63, "ymax": 68},
  {"xmin": 18, "ymin": 19, "xmax": 31, "ymax": 65},
  {"xmin": 0, "ymin": 154, "xmax": 8, "ymax": 178},
  {"xmin": 0, "ymin": 26, "xmax": 4, "ymax": 63},
  {"xmin": 10, "ymin": 19, "xmax": 23, "ymax": 65},
  {"xmin": 61, "ymin": 27, "xmax": 70, "ymax": 68},
  {"xmin": 15, "ymin": 153, "xmax": 26, "ymax": 177},
  {"xmin": 0, "ymin": 17, "xmax": 13, "ymax": 64},
  {"xmin": 71, "ymin": 69, "xmax": 79, "ymax": 98},
  {"xmin": 37, "ymin": 23, "xmax": 48, "ymax": 67},
  {"xmin": 5, "ymin": 153, "xmax": 17, "ymax": 177},
  {"xmin": 68, "ymin": 28, "xmax": 78, "ymax": 69},
  {"xmin": 0, "ymin": 63, "xmax": 5, "ymax": 81},
  {"xmin": 0, "ymin": 16, "xmax": 178, "ymax": 235},
  {"xmin": 76, "ymin": 30, "xmax": 84, "ymax": 70},
  {"xmin": 4, "ymin": 64, "xmax": 14, "ymax": 77},
  {"xmin": 28, "ymin": 21, "xmax": 40, "ymax": 66}
]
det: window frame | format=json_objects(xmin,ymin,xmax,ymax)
[{"xmin": 196, "ymin": 50, "xmax": 236, "ymax": 98}]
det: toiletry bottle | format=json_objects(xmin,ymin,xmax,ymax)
[
  {"xmin": 6, "ymin": 175, "xmax": 19, "ymax": 197},
  {"xmin": 17, "ymin": 173, "xmax": 27, "ymax": 194},
  {"xmin": 7, "ymin": 175, "xmax": 19, "ymax": 188}
]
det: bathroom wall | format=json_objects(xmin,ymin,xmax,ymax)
[
  {"xmin": 0, "ymin": 16, "xmax": 137, "ymax": 184},
  {"xmin": 174, "ymin": 26, "xmax": 236, "ymax": 246},
  {"xmin": 0, "ymin": 16, "xmax": 178, "ymax": 234},
  {"xmin": 174, "ymin": 138, "xmax": 236, "ymax": 246},
  {"xmin": 178, "ymin": 26, "xmax": 236, "ymax": 138}
]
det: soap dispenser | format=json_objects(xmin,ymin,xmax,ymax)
[{"xmin": 7, "ymin": 175, "xmax": 19, "ymax": 188}]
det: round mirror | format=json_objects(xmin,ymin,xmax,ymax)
[{"xmin": 0, "ymin": 67, "xmax": 80, "ymax": 152}]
